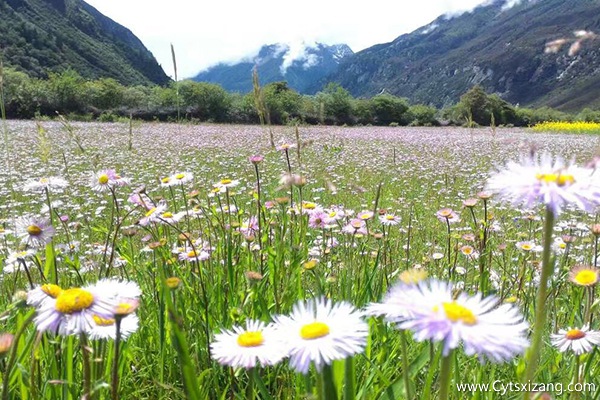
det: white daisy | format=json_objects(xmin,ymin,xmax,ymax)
[
  {"xmin": 23, "ymin": 177, "xmax": 68, "ymax": 192},
  {"xmin": 15, "ymin": 216, "xmax": 55, "ymax": 248},
  {"xmin": 551, "ymin": 326, "xmax": 600, "ymax": 355},
  {"xmin": 31, "ymin": 281, "xmax": 120, "ymax": 335},
  {"xmin": 379, "ymin": 279, "xmax": 529, "ymax": 362},
  {"xmin": 138, "ymin": 201, "xmax": 168, "ymax": 226},
  {"xmin": 210, "ymin": 320, "xmax": 287, "ymax": 368},
  {"xmin": 485, "ymin": 153, "xmax": 600, "ymax": 216},
  {"xmin": 89, "ymin": 313, "xmax": 139, "ymax": 340},
  {"xmin": 171, "ymin": 172, "xmax": 193, "ymax": 185},
  {"xmin": 273, "ymin": 298, "xmax": 368, "ymax": 374}
]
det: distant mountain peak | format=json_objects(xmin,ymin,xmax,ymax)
[{"xmin": 193, "ymin": 42, "xmax": 353, "ymax": 93}]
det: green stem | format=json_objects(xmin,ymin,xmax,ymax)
[
  {"xmin": 573, "ymin": 355, "xmax": 581, "ymax": 400},
  {"xmin": 80, "ymin": 334, "xmax": 92, "ymax": 400},
  {"xmin": 322, "ymin": 364, "xmax": 337, "ymax": 400},
  {"xmin": 111, "ymin": 318, "xmax": 122, "ymax": 400},
  {"xmin": 343, "ymin": 358, "xmax": 355, "ymax": 400},
  {"xmin": 522, "ymin": 207, "xmax": 555, "ymax": 396},
  {"xmin": 400, "ymin": 331, "xmax": 412, "ymax": 400},
  {"xmin": 246, "ymin": 367, "xmax": 255, "ymax": 400},
  {"xmin": 439, "ymin": 351, "xmax": 453, "ymax": 400}
]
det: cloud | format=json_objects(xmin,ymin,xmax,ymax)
[{"xmin": 280, "ymin": 41, "xmax": 319, "ymax": 74}]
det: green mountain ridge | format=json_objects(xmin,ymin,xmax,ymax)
[
  {"xmin": 0, "ymin": 0, "xmax": 169, "ymax": 86},
  {"xmin": 327, "ymin": 0, "xmax": 600, "ymax": 111}
]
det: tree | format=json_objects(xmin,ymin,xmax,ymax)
[
  {"xmin": 371, "ymin": 93, "xmax": 410, "ymax": 125},
  {"xmin": 262, "ymin": 81, "xmax": 302, "ymax": 124},
  {"xmin": 47, "ymin": 69, "xmax": 86, "ymax": 113},
  {"xmin": 179, "ymin": 80, "xmax": 231, "ymax": 122},
  {"xmin": 316, "ymin": 83, "xmax": 354, "ymax": 125}
]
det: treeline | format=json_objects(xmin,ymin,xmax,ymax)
[{"xmin": 2, "ymin": 67, "xmax": 600, "ymax": 126}]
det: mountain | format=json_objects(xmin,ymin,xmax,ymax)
[
  {"xmin": 0, "ymin": 0, "xmax": 169, "ymax": 86},
  {"xmin": 192, "ymin": 42, "xmax": 353, "ymax": 93},
  {"xmin": 326, "ymin": 0, "xmax": 600, "ymax": 111}
]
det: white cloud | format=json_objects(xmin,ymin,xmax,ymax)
[{"xmin": 84, "ymin": 0, "xmax": 523, "ymax": 79}]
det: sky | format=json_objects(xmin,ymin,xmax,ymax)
[{"xmin": 84, "ymin": 0, "xmax": 516, "ymax": 79}]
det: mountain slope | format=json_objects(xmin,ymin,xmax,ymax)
[
  {"xmin": 327, "ymin": 0, "xmax": 600, "ymax": 111},
  {"xmin": 192, "ymin": 43, "xmax": 353, "ymax": 93},
  {"xmin": 0, "ymin": 0, "xmax": 169, "ymax": 86}
]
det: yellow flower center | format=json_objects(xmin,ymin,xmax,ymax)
[
  {"xmin": 115, "ymin": 302, "xmax": 136, "ymax": 316},
  {"xmin": 574, "ymin": 270, "xmax": 598, "ymax": 286},
  {"xmin": 399, "ymin": 269, "xmax": 427, "ymax": 284},
  {"xmin": 165, "ymin": 277, "xmax": 181, "ymax": 289},
  {"xmin": 303, "ymin": 202, "xmax": 316, "ymax": 210},
  {"xmin": 98, "ymin": 174, "xmax": 109, "ymax": 184},
  {"xmin": 55, "ymin": 288, "xmax": 94, "ymax": 314},
  {"xmin": 175, "ymin": 173, "xmax": 185, "ymax": 180},
  {"xmin": 27, "ymin": 225, "xmax": 42, "ymax": 236},
  {"xmin": 237, "ymin": 331, "xmax": 264, "ymax": 347},
  {"xmin": 520, "ymin": 243, "xmax": 533, "ymax": 251},
  {"xmin": 186, "ymin": 251, "xmax": 197, "ymax": 258},
  {"xmin": 300, "ymin": 322, "xmax": 330, "ymax": 340},
  {"xmin": 565, "ymin": 329, "xmax": 586, "ymax": 340},
  {"xmin": 386, "ymin": 215, "xmax": 395, "ymax": 220},
  {"xmin": 93, "ymin": 315, "xmax": 115, "ymax": 326},
  {"xmin": 438, "ymin": 209, "xmax": 453, "ymax": 218},
  {"xmin": 145, "ymin": 208, "xmax": 157, "ymax": 217},
  {"xmin": 220, "ymin": 179, "xmax": 232, "ymax": 185},
  {"xmin": 536, "ymin": 172, "xmax": 575, "ymax": 186},
  {"xmin": 461, "ymin": 246, "xmax": 474, "ymax": 255},
  {"xmin": 162, "ymin": 212, "xmax": 173, "ymax": 218},
  {"xmin": 41, "ymin": 284, "xmax": 62, "ymax": 298},
  {"xmin": 303, "ymin": 259, "xmax": 318, "ymax": 270},
  {"xmin": 439, "ymin": 301, "xmax": 477, "ymax": 325}
]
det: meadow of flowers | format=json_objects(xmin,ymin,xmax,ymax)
[{"xmin": 2, "ymin": 120, "xmax": 600, "ymax": 399}]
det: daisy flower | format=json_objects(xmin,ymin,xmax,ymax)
[
  {"xmin": 551, "ymin": 326, "xmax": 600, "ymax": 355},
  {"xmin": 380, "ymin": 280, "xmax": 529, "ymax": 362},
  {"xmin": 485, "ymin": 153, "xmax": 600, "ymax": 216},
  {"xmin": 171, "ymin": 172, "xmax": 193, "ymax": 185},
  {"xmin": 138, "ymin": 201, "xmax": 168, "ymax": 226},
  {"xmin": 569, "ymin": 265, "xmax": 599, "ymax": 286},
  {"xmin": 342, "ymin": 219, "xmax": 367, "ymax": 235},
  {"xmin": 308, "ymin": 212, "xmax": 328, "ymax": 229},
  {"xmin": 15, "ymin": 216, "xmax": 55, "ymax": 248},
  {"xmin": 3, "ymin": 249, "xmax": 36, "ymax": 273},
  {"xmin": 357, "ymin": 211, "xmax": 374, "ymax": 221},
  {"xmin": 210, "ymin": 320, "xmax": 287, "ymax": 368},
  {"xmin": 273, "ymin": 298, "xmax": 368, "ymax": 373},
  {"xmin": 31, "ymin": 282, "xmax": 118, "ymax": 335},
  {"xmin": 90, "ymin": 170, "xmax": 116, "ymax": 192},
  {"xmin": 89, "ymin": 314, "xmax": 139, "ymax": 340},
  {"xmin": 178, "ymin": 248, "xmax": 211, "ymax": 262},
  {"xmin": 239, "ymin": 216, "xmax": 259, "ymax": 235},
  {"xmin": 23, "ymin": 177, "xmax": 68, "ymax": 192},
  {"xmin": 214, "ymin": 178, "xmax": 239, "ymax": 191},
  {"xmin": 379, "ymin": 214, "xmax": 400, "ymax": 226},
  {"xmin": 436, "ymin": 208, "xmax": 461, "ymax": 224}
]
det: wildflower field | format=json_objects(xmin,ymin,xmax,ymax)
[{"xmin": 2, "ymin": 120, "xmax": 600, "ymax": 400}]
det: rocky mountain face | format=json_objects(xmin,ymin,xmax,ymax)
[
  {"xmin": 327, "ymin": 0, "xmax": 600, "ymax": 110},
  {"xmin": 192, "ymin": 42, "xmax": 353, "ymax": 93},
  {"xmin": 0, "ymin": 0, "xmax": 169, "ymax": 85}
]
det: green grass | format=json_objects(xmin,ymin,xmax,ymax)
[{"xmin": 0, "ymin": 122, "xmax": 599, "ymax": 399}]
